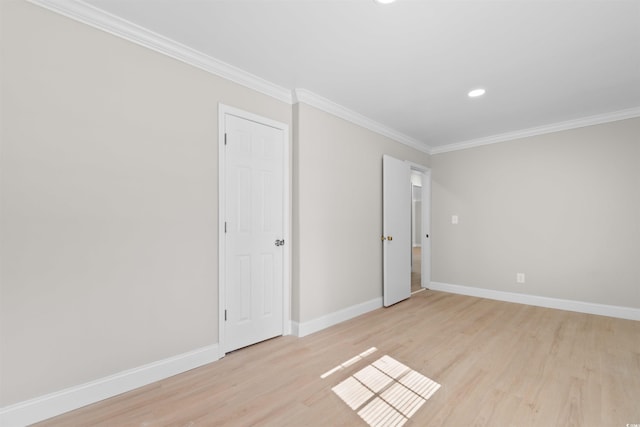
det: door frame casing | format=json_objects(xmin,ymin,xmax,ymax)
[
  {"xmin": 407, "ymin": 162, "xmax": 431, "ymax": 288},
  {"xmin": 218, "ymin": 104, "xmax": 291, "ymax": 357}
]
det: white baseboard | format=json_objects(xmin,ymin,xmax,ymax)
[
  {"xmin": 292, "ymin": 297, "xmax": 383, "ymax": 338},
  {"xmin": 429, "ymin": 282, "xmax": 640, "ymax": 321},
  {"xmin": 0, "ymin": 344, "xmax": 220, "ymax": 427}
]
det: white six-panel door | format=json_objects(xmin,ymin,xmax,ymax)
[
  {"xmin": 382, "ymin": 155, "xmax": 412, "ymax": 306},
  {"xmin": 223, "ymin": 113, "xmax": 285, "ymax": 353}
]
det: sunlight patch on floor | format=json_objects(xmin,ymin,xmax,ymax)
[
  {"xmin": 320, "ymin": 347, "xmax": 378, "ymax": 379},
  {"xmin": 331, "ymin": 355, "xmax": 440, "ymax": 427}
]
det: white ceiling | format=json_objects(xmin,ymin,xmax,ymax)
[{"xmin": 78, "ymin": 0, "xmax": 640, "ymax": 151}]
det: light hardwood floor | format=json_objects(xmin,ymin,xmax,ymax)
[{"xmin": 36, "ymin": 291, "xmax": 640, "ymax": 426}]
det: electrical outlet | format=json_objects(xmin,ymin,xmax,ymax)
[
  {"xmin": 451, "ymin": 215, "xmax": 459, "ymax": 225},
  {"xmin": 516, "ymin": 273, "xmax": 525, "ymax": 284}
]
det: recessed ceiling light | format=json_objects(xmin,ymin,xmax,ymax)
[
  {"xmin": 374, "ymin": 0, "xmax": 397, "ymax": 4},
  {"xmin": 468, "ymin": 88, "xmax": 486, "ymax": 98}
]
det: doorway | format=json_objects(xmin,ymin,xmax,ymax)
[
  {"xmin": 382, "ymin": 156, "xmax": 430, "ymax": 306},
  {"xmin": 410, "ymin": 164, "xmax": 430, "ymax": 294},
  {"xmin": 411, "ymin": 172, "xmax": 423, "ymax": 293}
]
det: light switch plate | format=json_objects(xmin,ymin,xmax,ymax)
[{"xmin": 451, "ymin": 215, "xmax": 459, "ymax": 225}]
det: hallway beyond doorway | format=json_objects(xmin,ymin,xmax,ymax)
[{"xmin": 411, "ymin": 247, "xmax": 421, "ymax": 293}]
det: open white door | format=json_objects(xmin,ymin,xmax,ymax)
[{"xmin": 382, "ymin": 155, "xmax": 411, "ymax": 306}]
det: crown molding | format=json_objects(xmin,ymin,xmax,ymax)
[
  {"xmin": 27, "ymin": 0, "xmax": 293, "ymax": 104},
  {"xmin": 430, "ymin": 106, "xmax": 640, "ymax": 154},
  {"xmin": 30, "ymin": 0, "xmax": 636, "ymax": 156},
  {"xmin": 27, "ymin": 0, "xmax": 433, "ymax": 154},
  {"xmin": 293, "ymin": 89, "xmax": 432, "ymax": 155}
]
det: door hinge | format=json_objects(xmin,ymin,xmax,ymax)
[
  {"xmin": 224, "ymin": 133, "xmax": 227, "ymax": 145},
  {"xmin": 224, "ymin": 309, "xmax": 227, "ymax": 321},
  {"xmin": 225, "ymin": 222, "xmax": 227, "ymax": 233}
]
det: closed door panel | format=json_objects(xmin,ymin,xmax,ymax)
[{"xmin": 225, "ymin": 114, "xmax": 284, "ymax": 353}]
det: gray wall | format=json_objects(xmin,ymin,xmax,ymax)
[
  {"xmin": 293, "ymin": 103, "xmax": 430, "ymax": 323},
  {"xmin": 431, "ymin": 117, "xmax": 640, "ymax": 308},
  {"xmin": 0, "ymin": 0, "xmax": 291, "ymax": 406}
]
